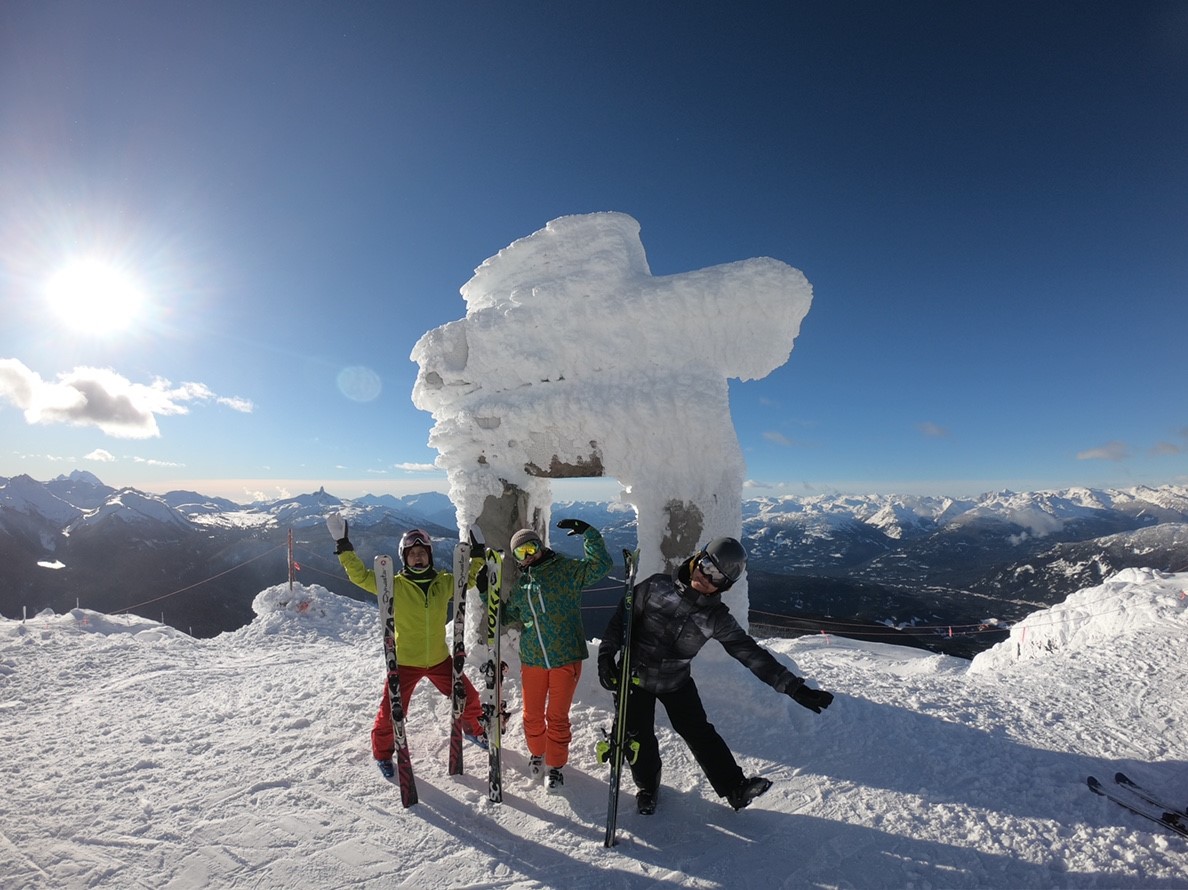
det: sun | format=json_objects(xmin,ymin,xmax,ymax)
[{"xmin": 45, "ymin": 257, "xmax": 146, "ymax": 334}]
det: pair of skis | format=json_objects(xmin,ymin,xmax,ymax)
[
  {"xmin": 600, "ymin": 548, "xmax": 641, "ymax": 847},
  {"xmin": 477, "ymin": 546, "xmax": 510, "ymax": 802},
  {"xmin": 1088, "ymin": 772, "xmax": 1188, "ymax": 838},
  {"xmin": 446, "ymin": 541, "xmax": 471, "ymax": 777},
  {"xmin": 373, "ymin": 540, "xmax": 507, "ymax": 809},
  {"xmin": 450, "ymin": 538, "xmax": 508, "ymax": 800}
]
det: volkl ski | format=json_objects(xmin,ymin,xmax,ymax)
[{"xmin": 479, "ymin": 547, "xmax": 509, "ymax": 803}]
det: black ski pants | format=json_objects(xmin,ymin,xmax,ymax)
[{"xmin": 625, "ymin": 676, "xmax": 745, "ymax": 798}]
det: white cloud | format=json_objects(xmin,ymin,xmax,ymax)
[
  {"xmin": 14, "ymin": 451, "xmax": 70, "ymax": 462},
  {"xmin": 218, "ymin": 396, "xmax": 255, "ymax": 413},
  {"xmin": 917, "ymin": 421, "xmax": 950, "ymax": 438},
  {"xmin": 241, "ymin": 485, "xmax": 291, "ymax": 503},
  {"xmin": 1076, "ymin": 441, "xmax": 1130, "ymax": 461},
  {"xmin": 132, "ymin": 456, "xmax": 185, "ymax": 467},
  {"xmin": 394, "ymin": 462, "xmax": 439, "ymax": 472},
  {"xmin": 0, "ymin": 359, "xmax": 252, "ymax": 439},
  {"xmin": 762, "ymin": 431, "xmax": 795, "ymax": 446},
  {"xmin": 744, "ymin": 479, "xmax": 814, "ymax": 493},
  {"xmin": 1152, "ymin": 441, "xmax": 1181, "ymax": 456},
  {"xmin": 85, "ymin": 449, "xmax": 116, "ymax": 462}
]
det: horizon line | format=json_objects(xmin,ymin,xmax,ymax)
[{"xmin": 5, "ymin": 470, "xmax": 1186, "ymax": 506}]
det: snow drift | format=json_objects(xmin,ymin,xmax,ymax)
[{"xmin": 2, "ymin": 569, "xmax": 1187, "ymax": 887}]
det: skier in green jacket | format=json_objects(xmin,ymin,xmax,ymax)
[{"xmin": 503, "ymin": 519, "xmax": 612, "ymax": 791}]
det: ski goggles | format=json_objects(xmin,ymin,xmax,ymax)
[
  {"xmin": 513, "ymin": 540, "xmax": 541, "ymax": 562},
  {"xmin": 400, "ymin": 529, "xmax": 432, "ymax": 551},
  {"xmin": 696, "ymin": 555, "xmax": 730, "ymax": 588}
]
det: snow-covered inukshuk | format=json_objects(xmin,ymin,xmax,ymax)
[{"xmin": 411, "ymin": 212, "xmax": 811, "ymax": 622}]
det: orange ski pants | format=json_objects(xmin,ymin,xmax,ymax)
[{"xmin": 520, "ymin": 661, "xmax": 582, "ymax": 769}]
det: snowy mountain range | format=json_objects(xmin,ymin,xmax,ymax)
[{"xmin": 2, "ymin": 471, "xmax": 1187, "ymax": 653}]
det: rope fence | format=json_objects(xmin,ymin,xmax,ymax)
[
  {"xmin": 26, "ymin": 531, "xmax": 1181, "ymax": 647},
  {"xmin": 113, "ymin": 543, "xmax": 289, "ymax": 615}
]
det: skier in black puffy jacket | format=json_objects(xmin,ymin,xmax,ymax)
[{"xmin": 598, "ymin": 537, "xmax": 834, "ymax": 815}]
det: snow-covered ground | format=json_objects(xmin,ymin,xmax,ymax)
[{"xmin": 2, "ymin": 568, "xmax": 1187, "ymax": 888}]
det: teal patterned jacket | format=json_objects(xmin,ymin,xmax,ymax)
[{"xmin": 504, "ymin": 527, "xmax": 612, "ymax": 669}]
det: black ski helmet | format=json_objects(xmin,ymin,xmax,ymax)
[{"xmin": 698, "ymin": 537, "xmax": 747, "ymax": 590}]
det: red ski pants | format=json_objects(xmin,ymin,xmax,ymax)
[{"xmin": 371, "ymin": 655, "xmax": 483, "ymax": 760}]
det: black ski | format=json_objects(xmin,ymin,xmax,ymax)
[
  {"xmin": 1088, "ymin": 776, "xmax": 1187, "ymax": 838},
  {"xmin": 375, "ymin": 555, "xmax": 417, "ymax": 807},
  {"xmin": 448, "ymin": 540, "xmax": 471, "ymax": 776},
  {"xmin": 601, "ymin": 548, "xmax": 641, "ymax": 847},
  {"xmin": 479, "ymin": 548, "xmax": 508, "ymax": 803},
  {"xmin": 1114, "ymin": 772, "xmax": 1188, "ymax": 818}
]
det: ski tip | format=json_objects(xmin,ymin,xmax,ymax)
[
  {"xmin": 1087, "ymin": 776, "xmax": 1104, "ymax": 793},
  {"xmin": 1115, "ymin": 771, "xmax": 1132, "ymax": 785}
]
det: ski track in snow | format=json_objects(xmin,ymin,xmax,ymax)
[{"xmin": 2, "ymin": 572, "xmax": 1188, "ymax": 889}]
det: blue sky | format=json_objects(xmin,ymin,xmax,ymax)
[{"xmin": 1, "ymin": 1, "xmax": 1185, "ymax": 503}]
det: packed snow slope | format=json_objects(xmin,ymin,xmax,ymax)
[{"xmin": 2, "ymin": 568, "xmax": 1187, "ymax": 889}]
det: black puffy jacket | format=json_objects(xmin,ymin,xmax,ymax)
[{"xmin": 599, "ymin": 560, "xmax": 805, "ymax": 696}]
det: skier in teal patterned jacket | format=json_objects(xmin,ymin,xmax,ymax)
[{"xmin": 502, "ymin": 519, "xmax": 612, "ymax": 790}]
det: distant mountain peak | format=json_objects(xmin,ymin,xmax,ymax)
[{"xmin": 54, "ymin": 470, "xmax": 105, "ymax": 487}]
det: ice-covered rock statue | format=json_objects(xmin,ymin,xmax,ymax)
[{"xmin": 411, "ymin": 212, "xmax": 811, "ymax": 620}]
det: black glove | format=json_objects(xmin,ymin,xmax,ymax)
[
  {"xmin": 475, "ymin": 563, "xmax": 489, "ymax": 594},
  {"xmin": 557, "ymin": 518, "xmax": 592, "ymax": 536},
  {"xmin": 791, "ymin": 685, "xmax": 834, "ymax": 714},
  {"xmin": 598, "ymin": 656, "xmax": 619, "ymax": 690}
]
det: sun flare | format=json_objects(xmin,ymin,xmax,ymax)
[{"xmin": 45, "ymin": 258, "xmax": 146, "ymax": 334}]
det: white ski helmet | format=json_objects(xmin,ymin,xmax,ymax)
[{"xmin": 399, "ymin": 528, "xmax": 433, "ymax": 569}]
